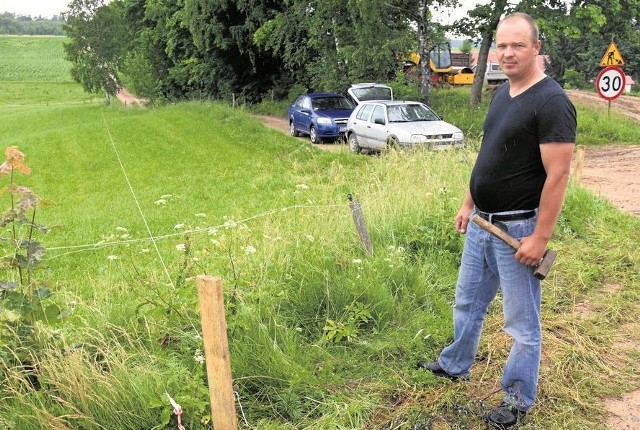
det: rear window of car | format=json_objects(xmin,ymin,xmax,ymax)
[{"xmin": 351, "ymin": 86, "xmax": 393, "ymax": 102}]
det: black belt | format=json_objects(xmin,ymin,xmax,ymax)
[{"xmin": 477, "ymin": 210, "xmax": 535, "ymax": 223}]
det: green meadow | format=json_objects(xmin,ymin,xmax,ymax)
[{"xmin": 1, "ymin": 35, "xmax": 639, "ymax": 429}]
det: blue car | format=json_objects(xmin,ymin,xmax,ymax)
[{"xmin": 288, "ymin": 93, "xmax": 354, "ymax": 143}]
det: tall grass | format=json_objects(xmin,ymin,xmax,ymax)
[{"xmin": 1, "ymin": 36, "xmax": 639, "ymax": 430}]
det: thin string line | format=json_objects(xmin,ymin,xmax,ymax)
[
  {"xmin": 44, "ymin": 202, "xmax": 346, "ymax": 260},
  {"xmin": 100, "ymin": 109, "xmax": 174, "ymax": 287}
]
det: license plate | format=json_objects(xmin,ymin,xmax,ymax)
[{"xmin": 339, "ymin": 126, "xmax": 346, "ymax": 133}]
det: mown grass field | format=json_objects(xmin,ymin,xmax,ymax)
[{"xmin": 1, "ymin": 35, "xmax": 639, "ymax": 429}]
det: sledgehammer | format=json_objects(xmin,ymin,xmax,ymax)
[{"xmin": 471, "ymin": 215, "xmax": 556, "ymax": 280}]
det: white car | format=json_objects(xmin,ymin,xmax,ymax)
[{"xmin": 345, "ymin": 100, "xmax": 464, "ymax": 153}]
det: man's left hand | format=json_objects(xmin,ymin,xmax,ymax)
[{"xmin": 516, "ymin": 235, "xmax": 548, "ymax": 266}]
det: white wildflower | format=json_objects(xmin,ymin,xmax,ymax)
[
  {"xmin": 224, "ymin": 220, "xmax": 237, "ymax": 228},
  {"xmin": 194, "ymin": 349, "xmax": 205, "ymax": 364},
  {"xmin": 107, "ymin": 255, "xmax": 118, "ymax": 261},
  {"xmin": 296, "ymin": 184, "xmax": 309, "ymax": 190},
  {"xmin": 306, "ymin": 235, "xmax": 314, "ymax": 242},
  {"xmin": 194, "ymin": 213, "xmax": 207, "ymax": 218},
  {"xmin": 140, "ymin": 248, "xmax": 150, "ymax": 253},
  {"xmin": 245, "ymin": 245, "xmax": 256, "ymax": 254},
  {"xmin": 174, "ymin": 223, "xmax": 185, "ymax": 230},
  {"xmin": 211, "ymin": 239, "xmax": 221, "ymax": 247},
  {"xmin": 115, "ymin": 226, "xmax": 128, "ymax": 232},
  {"xmin": 154, "ymin": 199, "xmax": 167, "ymax": 205},
  {"xmin": 176, "ymin": 243, "xmax": 186, "ymax": 252},
  {"xmin": 352, "ymin": 258, "xmax": 363, "ymax": 265},
  {"xmin": 208, "ymin": 227, "xmax": 219, "ymax": 235}
]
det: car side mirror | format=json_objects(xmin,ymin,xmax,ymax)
[{"xmin": 374, "ymin": 118, "xmax": 385, "ymax": 125}]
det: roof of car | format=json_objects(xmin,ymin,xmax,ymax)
[
  {"xmin": 349, "ymin": 83, "xmax": 392, "ymax": 88},
  {"xmin": 304, "ymin": 92, "xmax": 347, "ymax": 98},
  {"xmin": 358, "ymin": 100, "xmax": 423, "ymax": 106}
]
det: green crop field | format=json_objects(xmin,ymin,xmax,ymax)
[
  {"xmin": 0, "ymin": 36, "xmax": 71, "ymax": 81},
  {"xmin": 1, "ymin": 36, "xmax": 639, "ymax": 430},
  {"xmin": 0, "ymin": 35, "xmax": 97, "ymax": 105}
]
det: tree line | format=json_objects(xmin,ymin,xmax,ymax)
[
  {"xmin": 0, "ymin": 13, "xmax": 65, "ymax": 35},
  {"xmin": 60, "ymin": 0, "xmax": 640, "ymax": 106}
]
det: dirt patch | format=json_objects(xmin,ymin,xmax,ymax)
[
  {"xmin": 253, "ymin": 115, "xmax": 347, "ymax": 152},
  {"xmin": 116, "ymin": 88, "xmax": 147, "ymax": 107},
  {"xmin": 574, "ymin": 144, "xmax": 640, "ymax": 216},
  {"xmin": 566, "ymin": 89, "xmax": 640, "ymax": 122},
  {"xmin": 565, "ymin": 90, "xmax": 640, "ymax": 217},
  {"xmin": 605, "ymin": 393, "xmax": 640, "ymax": 430}
]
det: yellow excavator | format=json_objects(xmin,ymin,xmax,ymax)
[{"xmin": 403, "ymin": 44, "xmax": 473, "ymax": 86}]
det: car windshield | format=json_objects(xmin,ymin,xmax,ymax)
[
  {"xmin": 351, "ymin": 87, "xmax": 393, "ymax": 102},
  {"xmin": 312, "ymin": 97, "xmax": 352, "ymax": 110},
  {"xmin": 387, "ymin": 104, "xmax": 440, "ymax": 122}
]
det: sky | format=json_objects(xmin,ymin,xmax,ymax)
[
  {"xmin": 2, "ymin": 0, "xmax": 485, "ymax": 21},
  {"xmin": 1, "ymin": 0, "xmax": 72, "ymax": 17}
]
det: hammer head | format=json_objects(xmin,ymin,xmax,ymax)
[{"xmin": 533, "ymin": 249, "xmax": 557, "ymax": 280}]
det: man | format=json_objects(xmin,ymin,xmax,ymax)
[{"xmin": 417, "ymin": 12, "xmax": 577, "ymax": 429}]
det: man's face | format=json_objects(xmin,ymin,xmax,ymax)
[{"xmin": 495, "ymin": 17, "xmax": 541, "ymax": 80}]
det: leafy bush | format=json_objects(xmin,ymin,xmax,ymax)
[{"xmin": 563, "ymin": 68, "xmax": 590, "ymax": 90}]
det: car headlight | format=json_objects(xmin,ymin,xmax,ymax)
[
  {"xmin": 453, "ymin": 132, "xmax": 464, "ymax": 140},
  {"xmin": 317, "ymin": 117, "xmax": 332, "ymax": 125},
  {"xmin": 411, "ymin": 134, "xmax": 427, "ymax": 143}
]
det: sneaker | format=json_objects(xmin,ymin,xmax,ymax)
[
  {"xmin": 415, "ymin": 360, "xmax": 466, "ymax": 381},
  {"xmin": 487, "ymin": 402, "xmax": 526, "ymax": 428}
]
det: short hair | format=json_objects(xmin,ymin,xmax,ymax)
[{"xmin": 498, "ymin": 12, "xmax": 540, "ymax": 45}]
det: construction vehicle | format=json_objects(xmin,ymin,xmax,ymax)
[
  {"xmin": 447, "ymin": 67, "xmax": 474, "ymax": 85},
  {"xmin": 403, "ymin": 44, "xmax": 475, "ymax": 86}
]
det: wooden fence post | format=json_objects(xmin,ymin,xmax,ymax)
[
  {"xmin": 348, "ymin": 194, "xmax": 373, "ymax": 256},
  {"xmin": 196, "ymin": 275, "xmax": 238, "ymax": 430}
]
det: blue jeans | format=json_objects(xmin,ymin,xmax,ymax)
[{"xmin": 438, "ymin": 209, "xmax": 541, "ymax": 411}]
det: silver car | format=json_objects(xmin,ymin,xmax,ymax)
[{"xmin": 346, "ymin": 100, "xmax": 464, "ymax": 153}]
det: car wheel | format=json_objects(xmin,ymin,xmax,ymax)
[
  {"xmin": 348, "ymin": 133, "xmax": 361, "ymax": 154},
  {"xmin": 290, "ymin": 121, "xmax": 300, "ymax": 137},
  {"xmin": 309, "ymin": 125, "xmax": 320, "ymax": 144},
  {"xmin": 386, "ymin": 136, "xmax": 399, "ymax": 151}
]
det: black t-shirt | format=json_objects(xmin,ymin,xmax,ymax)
[{"xmin": 470, "ymin": 77, "xmax": 577, "ymax": 212}]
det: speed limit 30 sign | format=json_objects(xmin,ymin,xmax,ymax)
[{"xmin": 596, "ymin": 66, "xmax": 625, "ymax": 101}]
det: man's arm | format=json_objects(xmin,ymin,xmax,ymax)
[{"xmin": 516, "ymin": 142, "xmax": 575, "ymax": 266}]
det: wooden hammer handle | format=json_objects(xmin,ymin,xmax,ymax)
[
  {"xmin": 471, "ymin": 214, "xmax": 556, "ymax": 280},
  {"xmin": 471, "ymin": 215, "xmax": 521, "ymax": 250}
]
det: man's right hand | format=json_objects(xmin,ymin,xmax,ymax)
[
  {"xmin": 454, "ymin": 208, "xmax": 472, "ymax": 234},
  {"xmin": 455, "ymin": 192, "xmax": 475, "ymax": 234}
]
